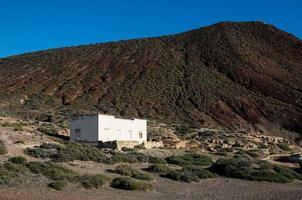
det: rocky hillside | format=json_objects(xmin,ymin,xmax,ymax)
[{"xmin": 0, "ymin": 21, "xmax": 302, "ymax": 140}]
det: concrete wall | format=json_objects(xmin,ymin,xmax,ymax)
[
  {"xmin": 98, "ymin": 114, "xmax": 147, "ymax": 143},
  {"xmin": 70, "ymin": 114, "xmax": 147, "ymax": 143},
  {"xmin": 70, "ymin": 115, "xmax": 98, "ymax": 142}
]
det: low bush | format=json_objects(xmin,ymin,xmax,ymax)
[
  {"xmin": 121, "ymin": 147, "xmax": 136, "ymax": 152},
  {"xmin": 26, "ymin": 162, "xmax": 75, "ymax": 181},
  {"xmin": 0, "ymin": 161, "xmax": 29, "ymax": 185},
  {"xmin": 245, "ymin": 150, "xmax": 259, "ymax": 158},
  {"xmin": 73, "ymin": 174, "xmax": 110, "ymax": 189},
  {"xmin": 0, "ymin": 175, "xmax": 10, "ymax": 185},
  {"xmin": 2, "ymin": 162, "xmax": 28, "ymax": 174},
  {"xmin": 113, "ymin": 165, "xmax": 153, "ymax": 181},
  {"xmin": 146, "ymin": 164, "xmax": 170, "ymax": 173},
  {"xmin": 209, "ymin": 158, "xmax": 251, "ymax": 177},
  {"xmin": 162, "ymin": 169, "xmax": 199, "ymax": 182},
  {"xmin": 184, "ymin": 166, "xmax": 216, "ymax": 179},
  {"xmin": 148, "ymin": 156, "xmax": 167, "ymax": 164},
  {"xmin": 48, "ymin": 180, "xmax": 68, "ymax": 191},
  {"xmin": 210, "ymin": 158, "xmax": 300, "ymax": 183},
  {"xmin": 0, "ymin": 141, "xmax": 7, "ymax": 154},
  {"xmin": 8, "ymin": 156, "xmax": 27, "ymax": 165},
  {"xmin": 111, "ymin": 152, "xmax": 138, "ymax": 163},
  {"xmin": 165, "ymin": 153, "xmax": 212, "ymax": 167},
  {"xmin": 25, "ymin": 142, "xmax": 111, "ymax": 163},
  {"xmin": 111, "ymin": 177, "xmax": 153, "ymax": 191},
  {"xmin": 273, "ymin": 166, "xmax": 302, "ymax": 180},
  {"xmin": 111, "ymin": 152, "xmax": 161, "ymax": 164}
]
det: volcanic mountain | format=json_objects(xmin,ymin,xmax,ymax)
[{"xmin": 0, "ymin": 21, "xmax": 302, "ymax": 140}]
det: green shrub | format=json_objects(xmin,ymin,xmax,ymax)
[
  {"xmin": 132, "ymin": 172, "xmax": 153, "ymax": 181},
  {"xmin": 48, "ymin": 180, "xmax": 68, "ymax": 190},
  {"xmin": 209, "ymin": 158, "xmax": 251, "ymax": 176},
  {"xmin": 111, "ymin": 152, "xmax": 138, "ymax": 163},
  {"xmin": 210, "ymin": 158, "xmax": 298, "ymax": 183},
  {"xmin": 277, "ymin": 142, "xmax": 291, "ymax": 151},
  {"xmin": 2, "ymin": 122, "xmax": 23, "ymax": 131},
  {"xmin": 0, "ymin": 141, "xmax": 7, "ymax": 155},
  {"xmin": 8, "ymin": 156, "xmax": 27, "ymax": 165},
  {"xmin": 146, "ymin": 164, "xmax": 170, "ymax": 173},
  {"xmin": 174, "ymin": 124, "xmax": 196, "ymax": 137},
  {"xmin": 113, "ymin": 165, "xmax": 153, "ymax": 181},
  {"xmin": 165, "ymin": 153, "xmax": 212, "ymax": 166},
  {"xmin": 121, "ymin": 147, "xmax": 136, "ymax": 152},
  {"xmin": 2, "ymin": 162, "xmax": 28, "ymax": 174},
  {"xmin": 245, "ymin": 150, "xmax": 259, "ymax": 158},
  {"xmin": 111, "ymin": 177, "xmax": 152, "ymax": 191},
  {"xmin": 184, "ymin": 166, "xmax": 215, "ymax": 179},
  {"xmin": 25, "ymin": 142, "xmax": 110, "ymax": 163},
  {"xmin": 148, "ymin": 156, "xmax": 167, "ymax": 164},
  {"xmin": 26, "ymin": 162, "xmax": 75, "ymax": 180},
  {"xmin": 114, "ymin": 165, "xmax": 136, "ymax": 176},
  {"xmin": 162, "ymin": 169, "xmax": 199, "ymax": 182},
  {"xmin": 247, "ymin": 169, "xmax": 289, "ymax": 183},
  {"xmin": 73, "ymin": 174, "xmax": 110, "ymax": 189},
  {"xmin": 273, "ymin": 166, "xmax": 302, "ymax": 180},
  {"xmin": 0, "ymin": 175, "xmax": 10, "ymax": 185},
  {"xmin": 111, "ymin": 151, "xmax": 156, "ymax": 164}
]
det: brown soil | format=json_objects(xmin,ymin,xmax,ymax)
[{"xmin": 0, "ymin": 178, "xmax": 301, "ymax": 200}]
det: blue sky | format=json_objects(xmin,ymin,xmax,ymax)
[{"xmin": 0, "ymin": 0, "xmax": 301, "ymax": 58}]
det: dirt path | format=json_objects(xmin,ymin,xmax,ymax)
[{"xmin": 0, "ymin": 178, "xmax": 301, "ymax": 200}]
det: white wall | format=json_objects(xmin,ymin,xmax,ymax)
[
  {"xmin": 70, "ymin": 115, "xmax": 98, "ymax": 142},
  {"xmin": 98, "ymin": 114, "xmax": 147, "ymax": 143},
  {"xmin": 70, "ymin": 114, "xmax": 147, "ymax": 143}
]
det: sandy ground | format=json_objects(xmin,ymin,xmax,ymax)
[{"xmin": 0, "ymin": 178, "xmax": 301, "ymax": 200}]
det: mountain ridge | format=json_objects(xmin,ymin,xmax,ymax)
[{"xmin": 0, "ymin": 21, "xmax": 301, "ymax": 141}]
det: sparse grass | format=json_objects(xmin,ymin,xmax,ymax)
[
  {"xmin": 111, "ymin": 177, "xmax": 153, "ymax": 191},
  {"xmin": 146, "ymin": 164, "xmax": 170, "ymax": 173},
  {"xmin": 161, "ymin": 169, "xmax": 199, "ymax": 182},
  {"xmin": 48, "ymin": 180, "xmax": 68, "ymax": 191},
  {"xmin": 73, "ymin": 174, "xmax": 110, "ymax": 189},
  {"xmin": 113, "ymin": 165, "xmax": 153, "ymax": 181},
  {"xmin": 0, "ymin": 141, "xmax": 7, "ymax": 155},
  {"xmin": 165, "ymin": 153, "xmax": 212, "ymax": 167}
]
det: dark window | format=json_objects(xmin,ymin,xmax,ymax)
[{"xmin": 75, "ymin": 129, "xmax": 81, "ymax": 137}]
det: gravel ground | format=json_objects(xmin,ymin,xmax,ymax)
[{"xmin": 0, "ymin": 178, "xmax": 301, "ymax": 200}]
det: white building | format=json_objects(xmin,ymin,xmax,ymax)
[{"xmin": 70, "ymin": 114, "xmax": 147, "ymax": 144}]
